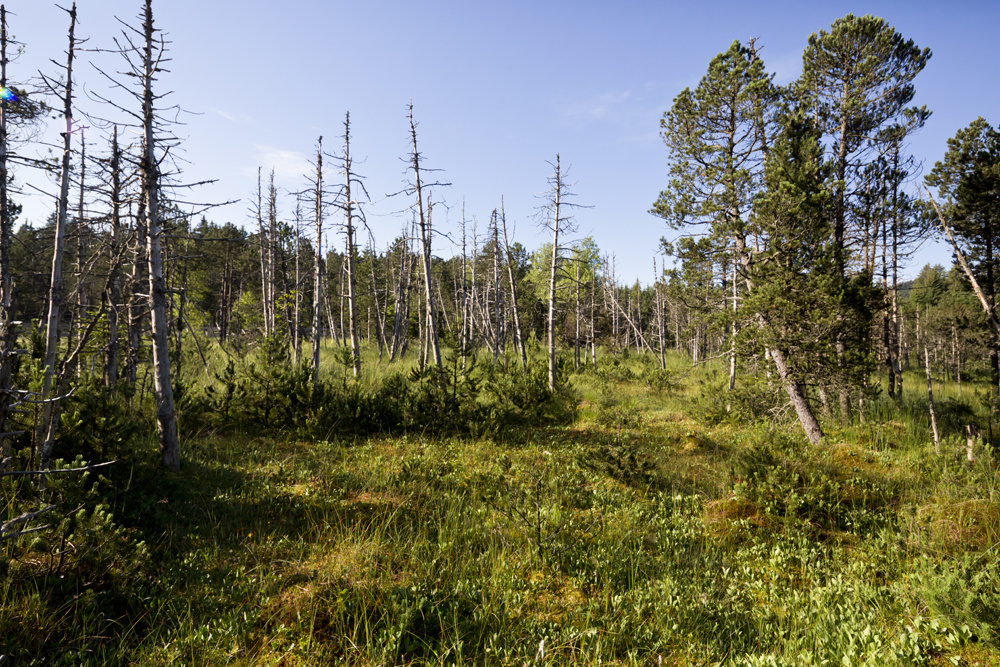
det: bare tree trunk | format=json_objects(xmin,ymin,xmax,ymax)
[
  {"xmin": 341, "ymin": 113, "xmax": 360, "ymax": 376},
  {"xmin": 408, "ymin": 105, "xmax": 441, "ymax": 368},
  {"xmin": 37, "ymin": 4, "xmax": 77, "ymax": 473},
  {"xmin": 72, "ymin": 132, "xmax": 87, "ymax": 379},
  {"xmin": 105, "ymin": 127, "xmax": 122, "ymax": 387},
  {"xmin": 367, "ymin": 241, "xmax": 386, "ymax": 361},
  {"xmin": 491, "ymin": 209, "xmax": 502, "ymax": 361},
  {"xmin": 292, "ymin": 199, "xmax": 301, "ymax": 364},
  {"xmin": 389, "ymin": 233, "xmax": 412, "ymax": 362},
  {"xmin": 547, "ymin": 156, "xmax": 563, "ymax": 391},
  {"xmin": 0, "ymin": 5, "xmax": 17, "ymax": 461},
  {"xmin": 591, "ymin": 272, "xmax": 597, "ymax": 369},
  {"xmin": 267, "ymin": 171, "xmax": 278, "ymax": 337},
  {"xmin": 574, "ymin": 252, "xmax": 581, "ymax": 370},
  {"xmin": 254, "ymin": 168, "xmax": 269, "ymax": 337},
  {"xmin": 417, "ymin": 275, "xmax": 426, "ymax": 371},
  {"xmin": 925, "ymin": 346, "xmax": 940, "ymax": 454},
  {"xmin": 769, "ymin": 342, "xmax": 824, "ymax": 445},
  {"xmin": 323, "ymin": 267, "xmax": 337, "ymax": 349},
  {"xmin": 459, "ymin": 207, "xmax": 469, "ymax": 364},
  {"xmin": 125, "ymin": 197, "xmax": 146, "ymax": 388},
  {"xmin": 469, "ymin": 216, "xmax": 479, "ymax": 352},
  {"xmin": 500, "ymin": 204, "xmax": 527, "ymax": 367},
  {"xmin": 140, "ymin": 0, "xmax": 179, "ymax": 470},
  {"xmin": 311, "ymin": 138, "xmax": 323, "ymax": 381},
  {"xmin": 654, "ymin": 258, "xmax": 666, "ymax": 370}
]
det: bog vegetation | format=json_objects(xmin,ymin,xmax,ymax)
[{"xmin": 0, "ymin": 2, "xmax": 999, "ymax": 665}]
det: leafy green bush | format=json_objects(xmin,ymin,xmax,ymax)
[
  {"xmin": 695, "ymin": 376, "xmax": 785, "ymax": 426},
  {"xmin": 55, "ymin": 378, "xmax": 151, "ymax": 464},
  {"xmin": 480, "ymin": 355, "xmax": 578, "ymax": 434},
  {"xmin": 731, "ymin": 432, "xmax": 898, "ymax": 534},
  {"xmin": 914, "ymin": 553, "xmax": 1000, "ymax": 646}
]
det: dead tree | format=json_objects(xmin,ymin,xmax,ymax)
[
  {"xmin": 293, "ymin": 197, "xmax": 302, "ymax": 365},
  {"xmin": 254, "ymin": 168, "xmax": 269, "ymax": 337},
  {"xmin": 139, "ymin": 0, "xmax": 179, "ymax": 469},
  {"xmin": 104, "ymin": 127, "xmax": 124, "ymax": 387},
  {"xmin": 540, "ymin": 155, "xmax": 585, "ymax": 391},
  {"xmin": 90, "ymin": 0, "xmax": 182, "ymax": 469},
  {"xmin": 335, "ymin": 112, "xmax": 364, "ymax": 377},
  {"xmin": 311, "ymin": 137, "xmax": 324, "ymax": 382},
  {"xmin": 499, "ymin": 203, "xmax": 527, "ymax": 367},
  {"xmin": 407, "ymin": 104, "xmax": 442, "ymax": 368},
  {"xmin": 0, "ymin": 5, "xmax": 18, "ymax": 462},
  {"xmin": 267, "ymin": 171, "xmax": 278, "ymax": 336},
  {"xmin": 36, "ymin": 4, "xmax": 78, "ymax": 473}
]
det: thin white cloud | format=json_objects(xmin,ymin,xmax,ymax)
[
  {"xmin": 563, "ymin": 90, "xmax": 633, "ymax": 122},
  {"xmin": 251, "ymin": 144, "xmax": 311, "ymax": 183},
  {"xmin": 211, "ymin": 108, "xmax": 251, "ymax": 123}
]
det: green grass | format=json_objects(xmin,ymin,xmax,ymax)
[{"xmin": 2, "ymin": 343, "xmax": 1000, "ymax": 665}]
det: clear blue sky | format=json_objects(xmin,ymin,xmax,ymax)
[{"xmin": 6, "ymin": 0, "xmax": 999, "ymax": 284}]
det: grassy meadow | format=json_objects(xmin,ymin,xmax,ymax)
[{"xmin": 2, "ymin": 341, "xmax": 999, "ymax": 665}]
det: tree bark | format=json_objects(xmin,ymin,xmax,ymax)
[
  {"xmin": 140, "ymin": 0, "xmax": 179, "ymax": 470},
  {"xmin": 768, "ymin": 341, "xmax": 824, "ymax": 445},
  {"xmin": 0, "ymin": 5, "xmax": 16, "ymax": 462},
  {"xmin": 105, "ymin": 127, "xmax": 122, "ymax": 387},
  {"xmin": 37, "ymin": 4, "xmax": 77, "ymax": 473},
  {"xmin": 341, "ymin": 113, "xmax": 360, "ymax": 377},
  {"xmin": 311, "ymin": 138, "xmax": 323, "ymax": 381},
  {"xmin": 408, "ymin": 105, "xmax": 441, "ymax": 368},
  {"xmin": 500, "ymin": 204, "xmax": 527, "ymax": 367},
  {"xmin": 925, "ymin": 346, "xmax": 940, "ymax": 454},
  {"xmin": 547, "ymin": 155, "xmax": 562, "ymax": 392}
]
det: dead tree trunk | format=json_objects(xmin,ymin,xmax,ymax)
[
  {"xmin": 311, "ymin": 137, "xmax": 324, "ymax": 382},
  {"xmin": 140, "ymin": 0, "xmax": 179, "ymax": 470},
  {"xmin": 0, "ymin": 5, "xmax": 17, "ymax": 461},
  {"xmin": 72, "ymin": 132, "xmax": 86, "ymax": 379},
  {"xmin": 490, "ymin": 209, "xmax": 502, "ymax": 361},
  {"xmin": 500, "ymin": 204, "xmax": 527, "ymax": 367},
  {"xmin": 341, "ymin": 113, "xmax": 361, "ymax": 377},
  {"xmin": 459, "ymin": 207, "xmax": 470, "ymax": 363},
  {"xmin": 925, "ymin": 346, "xmax": 940, "ymax": 453},
  {"xmin": 574, "ymin": 251, "xmax": 581, "ymax": 370},
  {"xmin": 293, "ymin": 199, "xmax": 301, "ymax": 365},
  {"xmin": 105, "ymin": 127, "xmax": 123, "ymax": 387},
  {"xmin": 266, "ymin": 171, "xmax": 278, "ymax": 337},
  {"xmin": 408, "ymin": 105, "xmax": 441, "ymax": 368},
  {"xmin": 546, "ymin": 155, "xmax": 563, "ymax": 392},
  {"xmin": 255, "ymin": 168, "xmax": 269, "ymax": 337},
  {"xmin": 37, "ymin": 4, "xmax": 77, "ymax": 473}
]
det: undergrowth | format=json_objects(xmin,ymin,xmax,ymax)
[{"xmin": 1, "ymin": 345, "xmax": 998, "ymax": 665}]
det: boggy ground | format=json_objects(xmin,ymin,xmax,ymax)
[{"xmin": 2, "ymin": 352, "xmax": 999, "ymax": 666}]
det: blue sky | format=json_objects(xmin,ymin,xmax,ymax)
[{"xmin": 6, "ymin": 0, "xmax": 999, "ymax": 284}]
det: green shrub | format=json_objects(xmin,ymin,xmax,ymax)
[
  {"xmin": 914, "ymin": 553, "xmax": 1000, "ymax": 646},
  {"xmin": 481, "ymin": 355, "xmax": 578, "ymax": 434}
]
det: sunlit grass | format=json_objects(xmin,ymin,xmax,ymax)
[{"xmin": 2, "ymin": 342, "xmax": 1000, "ymax": 665}]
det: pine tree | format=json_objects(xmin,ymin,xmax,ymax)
[
  {"xmin": 925, "ymin": 117, "xmax": 1000, "ymax": 388},
  {"xmin": 744, "ymin": 114, "xmax": 836, "ymax": 443},
  {"xmin": 651, "ymin": 39, "xmax": 777, "ymax": 392},
  {"xmin": 800, "ymin": 14, "xmax": 930, "ymax": 421}
]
